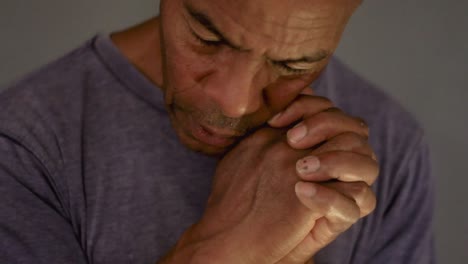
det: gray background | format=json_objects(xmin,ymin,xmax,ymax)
[{"xmin": 0, "ymin": 0, "xmax": 466, "ymax": 263}]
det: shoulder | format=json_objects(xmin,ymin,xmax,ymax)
[
  {"xmin": 317, "ymin": 57, "xmax": 425, "ymax": 158},
  {"xmin": 0, "ymin": 36, "xmax": 106, "ymax": 174}
]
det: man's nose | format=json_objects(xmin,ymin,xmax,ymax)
[{"xmin": 203, "ymin": 56, "xmax": 266, "ymax": 118}]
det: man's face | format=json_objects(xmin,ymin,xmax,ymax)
[{"xmin": 159, "ymin": 0, "xmax": 359, "ymax": 155}]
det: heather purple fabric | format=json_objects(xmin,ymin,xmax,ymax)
[{"xmin": 0, "ymin": 35, "xmax": 435, "ymax": 263}]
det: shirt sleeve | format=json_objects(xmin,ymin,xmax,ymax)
[
  {"xmin": 0, "ymin": 135, "xmax": 88, "ymax": 264},
  {"xmin": 367, "ymin": 135, "xmax": 436, "ymax": 263}
]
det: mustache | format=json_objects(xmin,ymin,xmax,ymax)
[
  {"xmin": 203, "ymin": 114, "xmax": 249, "ymax": 133},
  {"xmin": 173, "ymin": 103, "xmax": 253, "ymax": 135},
  {"xmin": 192, "ymin": 109, "xmax": 253, "ymax": 135}
]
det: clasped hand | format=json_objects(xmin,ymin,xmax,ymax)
[{"xmin": 163, "ymin": 93, "xmax": 379, "ymax": 264}]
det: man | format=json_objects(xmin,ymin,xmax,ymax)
[{"xmin": 0, "ymin": 0, "xmax": 435, "ymax": 263}]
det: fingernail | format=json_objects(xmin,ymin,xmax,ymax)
[
  {"xmin": 296, "ymin": 156, "xmax": 320, "ymax": 175},
  {"xmin": 287, "ymin": 123, "xmax": 307, "ymax": 143},
  {"xmin": 295, "ymin": 181, "xmax": 317, "ymax": 198},
  {"xmin": 268, "ymin": 111, "xmax": 283, "ymax": 124}
]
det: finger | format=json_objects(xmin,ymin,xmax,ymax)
[
  {"xmin": 286, "ymin": 108, "xmax": 369, "ymax": 149},
  {"xmin": 268, "ymin": 95, "xmax": 334, "ymax": 127},
  {"xmin": 321, "ymin": 181, "xmax": 377, "ymax": 217},
  {"xmin": 312, "ymin": 132, "xmax": 377, "ymax": 161},
  {"xmin": 296, "ymin": 151, "xmax": 379, "ymax": 185},
  {"xmin": 276, "ymin": 233, "xmax": 316, "ymax": 264},
  {"xmin": 295, "ymin": 182, "xmax": 361, "ymax": 233},
  {"xmin": 300, "ymin": 86, "xmax": 314, "ymax": 95},
  {"xmin": 278, "ymin": 181, "xmax": 361, "ymax": 263}
]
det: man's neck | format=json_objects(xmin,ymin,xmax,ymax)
[{"xmin": 111, "ymin": 17, "xmax": 164, "ymax": 88}]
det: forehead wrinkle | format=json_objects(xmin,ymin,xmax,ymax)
[
  {"xmin": 211, "ymin": 0, "xmax": 348, "ymax": 46},
  {"xmin": 211, "ymin": 4, "xmax": 325, "ymax": 47},
  {"xmin": 259, "ymin": 7, "xmax": 346, "ymax": 30},
  {"xmin": 194, "ymin": 0, "xmax": 349, "ymax": 61},
  {"xmin": 219, "ymin": 0, "xmax": 349, "ymax": 30},
  {"xmin": 266, "ymin": 22, "xmax": 343, "ymax": 48}
]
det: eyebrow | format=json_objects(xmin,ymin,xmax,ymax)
[{"xmin": 184, "ymin": 3, "xmax": 329, "ymax": 64}]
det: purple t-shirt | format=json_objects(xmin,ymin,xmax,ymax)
[{"xmin": 0, "ymin": 35, "xmax": 435, "ymax": 263}]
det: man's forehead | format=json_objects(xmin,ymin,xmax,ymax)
[
  {"xmin": 184, "ymin": 0, "xmax": 356, "ymax": 35},
  {"xmin": 186, "ymin": 0, "xmax": 356, "ymax": 20},
  {"xmin": 181, "ymin": 0, "xmax": 357, "ymax": 61}
]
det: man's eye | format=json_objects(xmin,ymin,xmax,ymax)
[
  {"xmin": 193, "ymin": 33, "xmax": 223, "ymax": 47},
  {"xmin": 274, "ymin": 62, "xmax": 310, "ymax": 75}
]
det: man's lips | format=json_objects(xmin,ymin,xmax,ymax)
[
  {"xmin": 171, "ymin": 104, "xmax": 244, "ymax": 148},
  {"xmin": 178, "ymin": 111, "xmax": 240, "ymax": 148},
  {"xmin": 200, "ymin": 123, "xmax": 243, "ymax": 138},
  {"xmin": 190, "ymin": 122, "xmax": 239, "ymax": 148}
]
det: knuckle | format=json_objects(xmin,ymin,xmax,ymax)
[
  {"xmin": 350, "ymin": 207, "xmax": 362, "ymax": 225},
  {"xmin": 326, "ymin": 193, "xmax": 360, "ymax": 223},
  {"xmin": 314, "ymin": 133, "xmax": 372, "ymax": 156},
  {"xmin": 354, "ymin": 116, "xmax": 369, "ymax": 128},
  {"xmin": 348, "ymin": 203, "xmax": 362, "ymax": 222},
  {"xmin": 289, "ymin": 96, "xmax": 309, "ymax": 114},
  {"xmin": 354, "ymin": 116, "xmax": 370, "ymax": 136},
  {"xmin": 310, "ymin": 110, "xmax": 333, "ymax": 127},
  {"xmin": 368, "ymin": 192, "xmax": 378, "ymax": 213},
  {"xmin": 368, "ymin": 160, "xmax": 380, "ymax": 184},
  {"xmin": 298, "ymin": 94, "xmax": 334, "ymax": 108},
  {"xmin": 333, "ymin": 203, "xmax": 360, "ymax": 231},
  {"xmin": 317, "ymin": 189, "xmax": 336, "ymax": 215},
  {"xmin": 338, "ymin": 132, "xmax": 368, "ymax": 148},
  {"xmin": 317, "ymin": 188, "xmax": 361, "ymax": 232},
  {"xmin": 313, "ymin": 96, "xmax": 334, "ymax": 108},
  {"xmin": 353, "ymin": 183, "xmax": 377, "ymax": 216},
  {"xmin": 324, "ymin": 107, "xmax": 343, "ymax": 114},
  {"xmin": 362, "ymin": 189, "xmax": 377, "ymax": 216},
  {"xmin": 350, "ymin": 181, "xmax": 370, "ymax": 199},
  {"xmin": 341, "ymin": 200, "xmax": 362, "ymax": 227}
]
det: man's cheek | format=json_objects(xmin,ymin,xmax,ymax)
[
  {"xmin": 164, "ymin": 54, "xmax": 198, "ymax": 92},
  {"xmin": 169, "ymin": 52, "xmax": 216, "ymax": 89}
]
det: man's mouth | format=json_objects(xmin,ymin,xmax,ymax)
[
  {"xmin": 172, "ymin": 106, "xmax": 241, "ymax": 148},
  {"xmin": 190, "ymin": 122, "xmax": 238, "ymax": 148}
]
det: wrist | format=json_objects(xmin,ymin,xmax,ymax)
[
  {"xmin": 188, "ymin": 222, "xmax": 253, "ymax": 264},
  {"xmin": 159, "ymin": 223, "xmax": 249, "ymax": 264}
]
